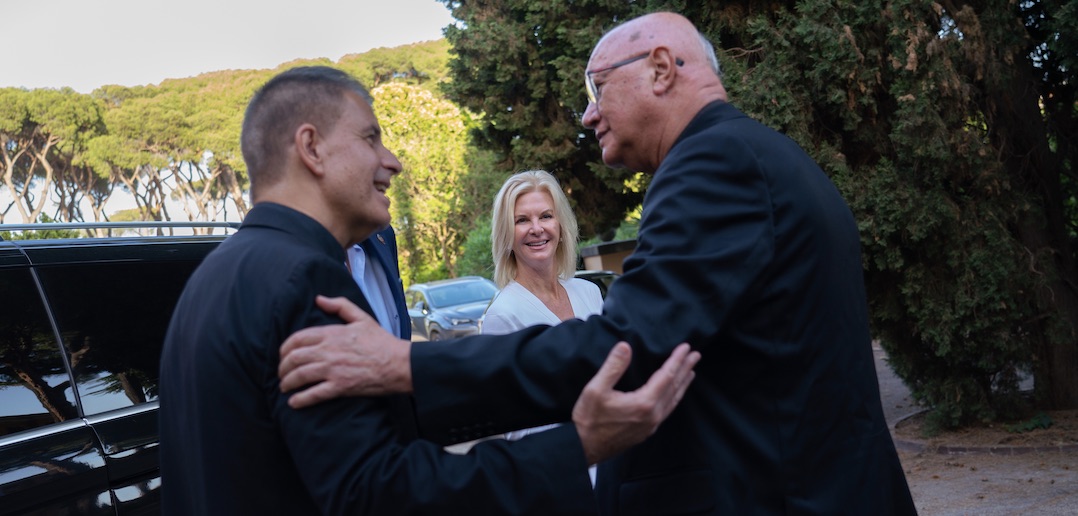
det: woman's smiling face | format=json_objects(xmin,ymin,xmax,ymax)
[{"xmin": 512, "ymin": 190, "xmax": 561, "ymax": 272}]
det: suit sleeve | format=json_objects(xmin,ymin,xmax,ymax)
[
  {"xmin": 272, "ymin": 259, "xmax": 596, "ymax": 515},
  {"xmin": 411, "ymin": 128, "xmax": 776, "ymax": 442}
]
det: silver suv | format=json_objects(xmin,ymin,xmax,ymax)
[{"xmin": 406, "ymin": 276, "xmax": 498, "ymax": 341}]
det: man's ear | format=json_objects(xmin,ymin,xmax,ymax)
[
  {"xmin": 651, "ymin": 46, "xmax": 679, "ymax": 95},
  {"xmin": 294, "ymin": 123, "xmax": 326, "ymax": 177}
]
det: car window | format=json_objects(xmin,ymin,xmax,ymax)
[
  {"xmin": 0, "ymin": 267, "xmax": 77, "ymax": 438},
  {"xmin": 35, "ymin": 259, "xmax": 200, "ymax": 416},
  {"xmin": 407, "ymin": 291, "xmax": 423, "ymax": 309},
  {"xmin": 595, "ymin": 274, "xmax": 616, "ymax": 290},
  {"xmin": 427, "ymin": 281, "xmax": 497, "ymax": 308}
]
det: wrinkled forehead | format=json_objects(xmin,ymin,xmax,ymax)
[
  {"xmin": 588, "ymin": 14, "xmax": 697, "ymax": 69},
  {"xmin": 588, "ymin": 25, "xmax": 642, "ymax": 68}
]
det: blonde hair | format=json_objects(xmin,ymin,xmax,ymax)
[{"xmin": 490, "ymin": 170, "xmax": 579, "ymax": 288}]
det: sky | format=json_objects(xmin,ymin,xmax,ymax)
[{"xmin": 2, "ymin": 0, "xmax": 456, "ymax": 93}]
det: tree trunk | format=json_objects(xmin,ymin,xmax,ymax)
[
  {"xmin": 221, "ymin": 165, "xmax": 249, "ymax": 218},
  {"xmin": 985, "ymin": 35, "xmax": 1078, "ymax": 409}
]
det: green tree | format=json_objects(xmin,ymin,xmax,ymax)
[
  {"xmin": 46, "ymin": 93, "xmax": 109, "ymax": 223},
  {"xmin": 442, "ymin": 0, "xmax": 1078, "ymax": 427},
  {"xmin": 438, "ymin": 0, "xmax": 652, "ymax": 238},
  {"xmin": 6, "ymin": 41, "xmax": 466, "ymax": 233},
  {"xmin": 0, "ymin": 88, "xmax": 34, "ymax": 223},
  {"xmin": 374, "ymin": 82, "xmax": 501, "ymax": 285},
  {"xmin": 456, "ymin": 216, "xmax": 496, "ymax": 279},
  {"xmin": 157, "ymin": 71, "xmax": 266, "ymax": 223},
  {"xmin": 0, "ymin": 88, "xmax": 104, "ymax": 224},
  {"xmin": 719, "ymin": 0, "xmax": 1077, "ymax": 427},
  {"xmin": 86, "ymin": 71, "xmax": 265, "ymax": 226},
  {"xmin": 87, "ymin": 87, "xmax": 181, "ymax": 221},
  {"xmin": 338, "ymin": 40, "xmax": 453, "ymax": 91}
]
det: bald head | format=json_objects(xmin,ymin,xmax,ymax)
[
  {"xmin": 581, "ymin": 12, "xmax": 727, "ymax": 173},
  {"xmin": 594, "ymin": 12, "xmax": 717, "ymax": 76}
]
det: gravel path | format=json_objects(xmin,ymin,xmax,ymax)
[{"xmin": 875, "ymin": 344, "xmax": 1078, "ymax": 515}]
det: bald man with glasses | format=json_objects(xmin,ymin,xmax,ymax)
[{"xmin": 279, "ymin": 12, "xmax": 917, "ymax": 515}]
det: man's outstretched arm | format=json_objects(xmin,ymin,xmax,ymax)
[
  {"xmin": 279, "ymin": 295, "xmax": 701, "ymax": 463},
  {"xmin": 279, "ymin": 295, "xmax": 413, "ymax": 406}
]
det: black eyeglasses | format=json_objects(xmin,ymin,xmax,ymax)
[{"xmin": 585, "ymin": 52, "xmax": 684, "ymax": 105}]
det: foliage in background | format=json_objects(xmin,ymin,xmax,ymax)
[
  {"xmin": 441, "ymin": 0, "xmax": 1078, "ymax": 428},
  {"xmin": 437, "ymin": 0, "xmax": 670, "ymax": 238},
  {"xmin": 0, "ymin": 41, "xmax": 497, "ymax": 287},
  {"xmin": 718, "ymin": 0, "xmax": 1078, "ymax": 428},
  {"xmin": 374, "ymin": 82, "xmax": 504, "ymax": 286},
  {"xmin": 0, "ymin": 88, "xmax": 105, "ymax": 224},
  {"xmin": 0, "ymin": 41, "xmax": 453, "ymax": 227},
  {"xmin": 86, "ymin": 69, "xmax": 266, "ymax": 224},
  {"xmin": 339, "ymin": 39, "xmax": 453, "ymax": 91},
  {"xmin": 7, "ymin": 2, "xmax": 1077, "ymax": 428},
  {"xmin": 456, "ymin": 216, "xmax": 496, "ymax": 279},
  {"xmin": 0, "ymin": 214, "xmax": 80, "ymax": 240}
]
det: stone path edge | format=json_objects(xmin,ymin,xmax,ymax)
[{"xmin": 890, "ymin": 410, "xmax": 1078, "ymax": 456}]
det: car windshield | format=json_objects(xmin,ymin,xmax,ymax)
[{"xmin": 427, "ymin": 281, "xmax": 497, "ymax": 308}]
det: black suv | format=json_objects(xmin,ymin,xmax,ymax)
[{"xmin": 0, "ymin": 222, "xmax": 235, "ymax": 515}]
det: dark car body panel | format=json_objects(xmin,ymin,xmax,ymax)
[
  {"xmin": 0, "ymin": 225, "xmax": 231, "ymax": 515},
  {"xmin": 0, "ymin": 421, "xmax": 112, "ymax": 515}
]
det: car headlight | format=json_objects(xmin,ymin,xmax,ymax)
[{"xmin": 449, "ymin": 317, "xmax": 475, "ymax": 326}]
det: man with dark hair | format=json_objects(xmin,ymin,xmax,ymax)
[{"xmin": 159, "ymin": 65, "xmax": 698, "ymax": 515}]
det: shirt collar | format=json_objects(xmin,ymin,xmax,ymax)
[{"xmin": 240, "ymin": 202, "xmax": 347, "ymax": 264}]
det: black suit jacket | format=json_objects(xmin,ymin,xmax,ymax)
[
  {"xmin": 411, "ymin": 102, "xmax": 917, "ymax": 515},
  {"xmin": 159, "ymin": 203, "xmax": 595, "ymax": 515}
]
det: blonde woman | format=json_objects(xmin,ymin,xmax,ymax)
[
  {"xmin": 482, "ymin": 169, "xmax": 603, "ymax": 335},
  {"xmin": 480, "ymin": 170, "xmax": 604, "ymax": 483}
]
